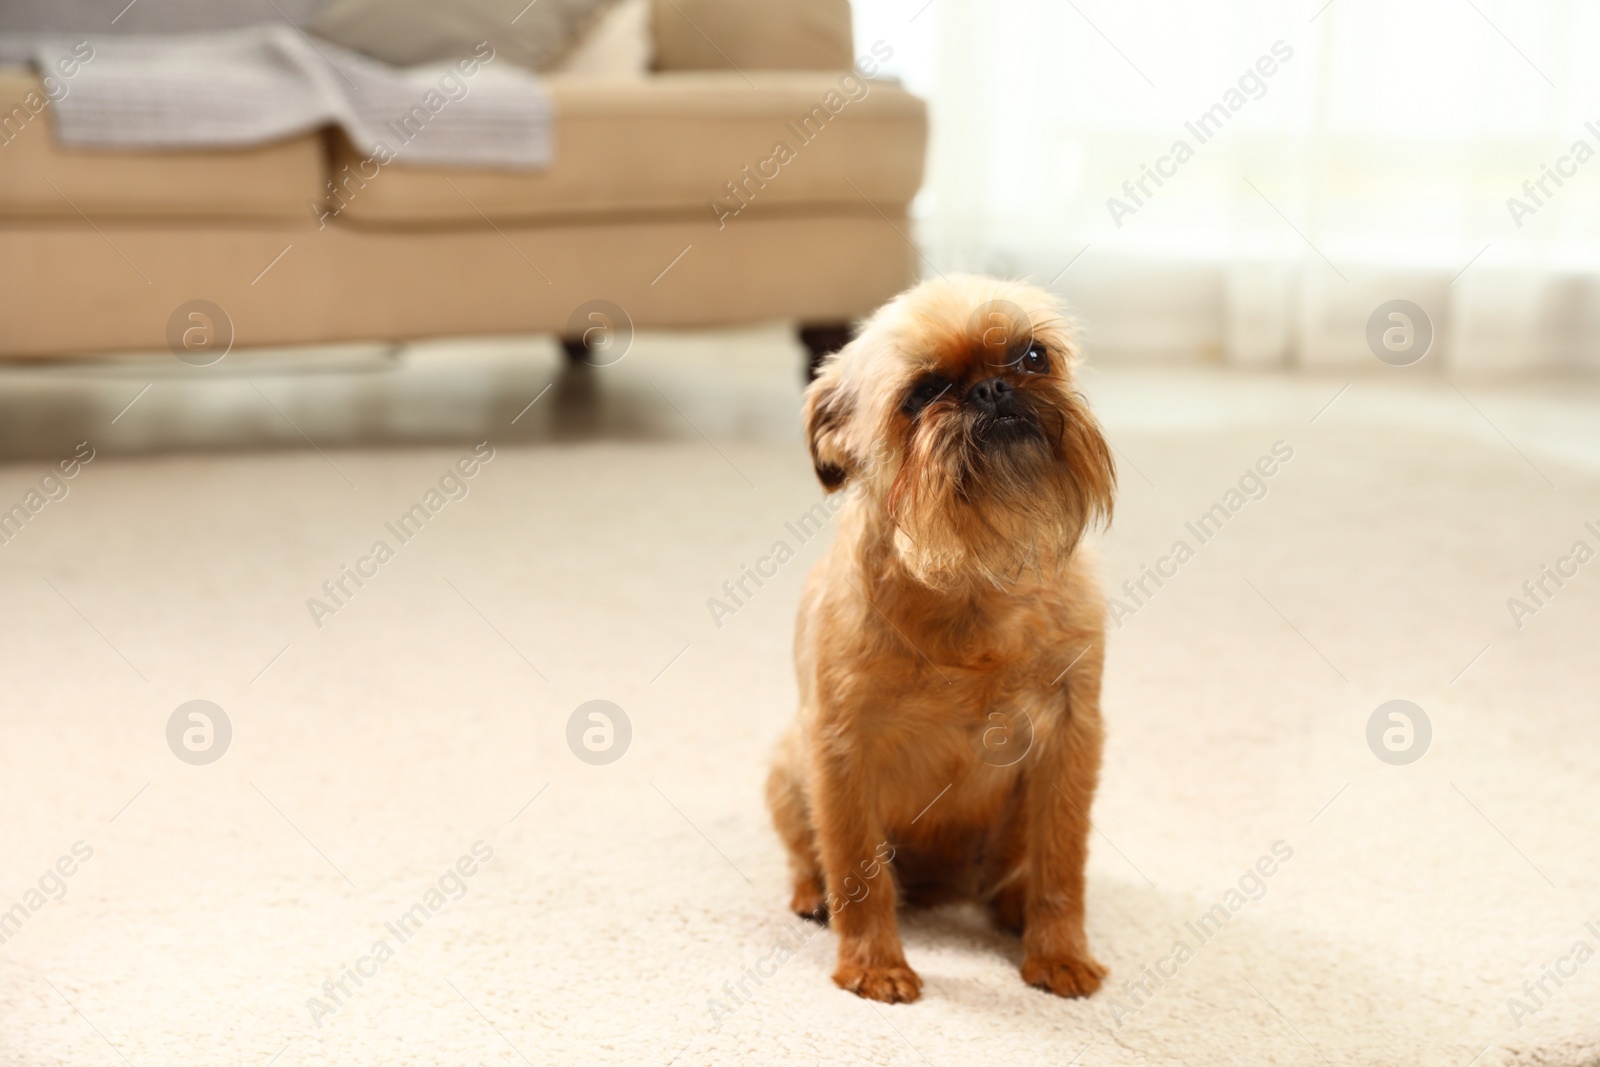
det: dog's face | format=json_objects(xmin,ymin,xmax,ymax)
[{"xmin": 805, "ymin": 276, "xmax": 1115, "ymax": 587}]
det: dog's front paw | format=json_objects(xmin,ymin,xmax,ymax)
[
  {"xmin": 833, "ymin": 961, "xmax": 923, "ymax": 1003},
  {"xmin": 1022, "ymin": 953, "xmax": 1106, "ymax": 998}
]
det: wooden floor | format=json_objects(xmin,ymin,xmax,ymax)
[
  {"xmin": 0, "ymin": 323, "xmax": 814, "ymax": 463},
  {"xmin": 0, "ymin": 326, "xmax": 1597, "ymax": 479}
]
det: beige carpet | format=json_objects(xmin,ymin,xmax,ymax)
[{"xmin": 1, "ymin": 383, "xmax": 1598, "ymax": 1066}]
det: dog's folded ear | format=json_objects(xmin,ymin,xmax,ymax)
[{"xmin": 802, "ymin": 354, "xmax": 856, "ymax": 492}]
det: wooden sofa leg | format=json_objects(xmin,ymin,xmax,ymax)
[
  {"xmin": 560, "ymin": 336, "xmax": 593, "ymax": 366},
  {"xmin": 798, "ymin": 323, "xmax": 853, "ymax": 382}
]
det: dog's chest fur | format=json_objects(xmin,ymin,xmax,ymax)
[{"xmin": 823, "ymin": 577, "xmax": 1079, "ymax": 833}]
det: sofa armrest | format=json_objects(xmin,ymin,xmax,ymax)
[{"xmin": 650, "ymin": 0, "xmax": 853, "ymax": 71}]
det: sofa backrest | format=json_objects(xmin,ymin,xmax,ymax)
[{"xmin": 650, "ymin": 0, "xmax": 852, "ymax": 71}]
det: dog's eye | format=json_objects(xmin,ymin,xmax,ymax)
[
  {"xmin": 1020, "ymin": 342, "xmax": 1050, "ymax": 374},
  {"xmin": 902, "ymin": 376, "xmax": 950, "ymax": 416}
]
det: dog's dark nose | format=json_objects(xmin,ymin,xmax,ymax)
[{"xmin": 969, "ymin": 377, "xmax": 1012, "ymax": 410}]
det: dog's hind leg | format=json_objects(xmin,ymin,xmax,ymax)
[
  {"xmin": 981, "ymin": 785, "xmax": 1029, "ymax": 935},
  {"xmin": 766, "ymin": 731, "xmax": 828, "ymax": 923}
]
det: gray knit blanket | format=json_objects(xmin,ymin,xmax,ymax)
[{"xmin": 8, "ymin": 25, "xmax": 551, "ymax": 169}]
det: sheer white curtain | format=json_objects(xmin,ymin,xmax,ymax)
[{"xmin": 855, "ymin": 0, "xmax": 1600, "ymax": 373}]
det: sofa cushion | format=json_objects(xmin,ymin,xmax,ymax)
[
  {"xmin": 0, "ymin": 69, "xmax": 325, "ymax": 221},
  {"xmin": 309, "ymin": 0, "xmax": 611, "ymax": 72},
  {"xmin": 553, "ymin": 0, "xmax": 650, "ymax": 79},
  {"xmin": 650, "ymin": 0, "xmax": 851, "ymax": 72},
  {"xmin": 324, "ymin": 72, "xmax": 925, "ymax": 226}
]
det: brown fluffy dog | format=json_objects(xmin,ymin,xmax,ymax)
[{"xmin": 766, "ymin": 275, "xmax": 1116, "ymax": 1004}]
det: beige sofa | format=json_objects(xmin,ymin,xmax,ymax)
[{"xmin": 0, "ymin": 0, "xmax": 926, "ymax": 366}]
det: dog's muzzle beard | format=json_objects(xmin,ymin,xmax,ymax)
[
  {"xmin": 966, "ymin": 375, "xmax": 1048, "ymax": 450},
  {"xmin": 888, "ymin": 391, "xmax": 1089, "ymax": 590}
]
